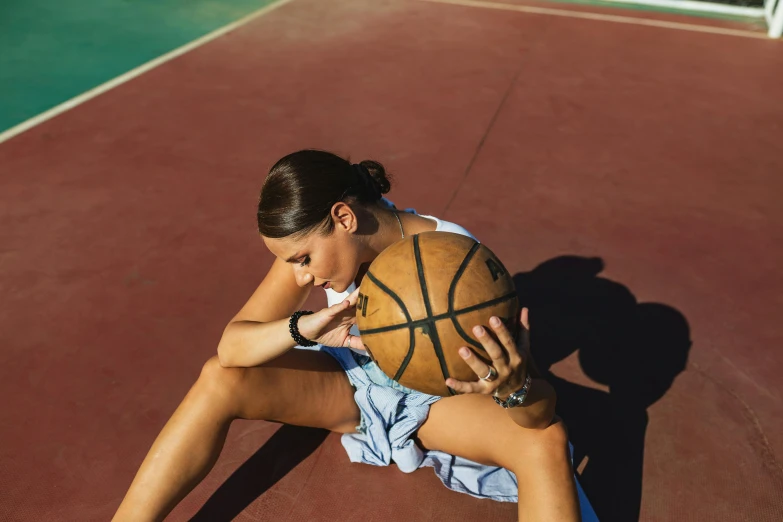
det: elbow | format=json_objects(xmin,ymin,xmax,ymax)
[
  {"xmin": 523, "ymin": 381, "xmax": 558, "ymax": 430},
  {"xmin": 217, "ymin": 326, "xmax": 240, "ymax": 368},
  {"xmin": 515, "ymin": 404, "xmax": 556, "ymax": 430},
  {"xmin": 529, "ymin": 405, "xmax": 557, "ymax": 430},
  {"xmin": 216, "ymin": 341, "xmax": 234, "ymax": 368}
]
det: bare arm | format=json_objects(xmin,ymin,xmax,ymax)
[
  {"xmin": 218, "ymin": 258, "xmax": 361, "ymax": 367},
  {"xmin": 217, "ymin": 257, "xmax": 311, "ymax": 367},
  {"xmin": 502, "ymin": 347, "xmax": 557, "ymax": 429},
  {"xmin": 503, "ymin": 378, "xmax": 557, "ymax": 430}
]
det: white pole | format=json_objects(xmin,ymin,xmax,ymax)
[
  {"xmin": 768, "ymin": 0, "xmax": 783, "ymax": 37},
  {"xmin": 603, "ymin": 0, "xmax": 763, "ymax": 18}
]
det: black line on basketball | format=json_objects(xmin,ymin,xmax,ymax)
[
  {"xmin": 452, "ymin": 293, "xmax": 519, "ymax": 348},
  {"xmin": 448, "ymin": 242, "xmax": 483, "ymax": 349},
  {"xmin": 363, "ymin": 271, "xmax": 416, "ymax": 380},
  {"xmin": 357, "ymin": 292, "xmax": 519, "ymax": 335},
  {"xmin": 359, "ymin": 318, "xmax": 428, "ymax": 335},
  {"xmin": 413, "ymin": 235, "xmax": 454, "ymax": 395},
  {"xmin": 451, "ymin": 291, "xmax": 519, "ymax": 316}
]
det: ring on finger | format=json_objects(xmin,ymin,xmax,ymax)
[
  {"xmin": 480, "ymin": 366, "xmax": 498, "ymax": 382},
  {"xmin": 347, "ymin": 336, "xmax": 352, "ymax": 349}
]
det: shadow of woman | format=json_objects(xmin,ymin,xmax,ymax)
[
  {"xmin": 513, "ymin": 256, "xmax": 691, "ymax": 522},
  {"xmin": 189, "ymin": 424, "xmax": 330, "ymax": 521}
]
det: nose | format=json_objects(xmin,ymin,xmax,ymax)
[{"xmin": 293, "ymin": 265, "xmax": 313, "ymax": 287}]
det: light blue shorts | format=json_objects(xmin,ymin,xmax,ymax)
[{"xmin": 305, "ymin": 346, "xmax": 597, "ymax": 520}]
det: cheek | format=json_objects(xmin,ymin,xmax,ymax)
[
  {"xmin": 333, "ymin": 238, "xmax": 362, "ymax": 277},
  {"xmin": 312, "ymin": 240, "xmax": 348, "ymax": 279}
]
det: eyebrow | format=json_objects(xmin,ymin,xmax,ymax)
[{"xmin": 285, "ymin": 252, "xmax": 304, "ymax": 263}]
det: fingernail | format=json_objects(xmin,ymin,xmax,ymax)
[
  {"xmin": 473, "ymin": 326, "xmax": 484, "ymax": 336},
  {"xmin": 490, "ymin": 317, "xmax": 501, "ymax": 327},
  {"xmin": 459, "ymin": 347, "xmax": 470, "ymax": 358}
]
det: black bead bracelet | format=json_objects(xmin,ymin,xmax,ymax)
[{"xmin": 289, "ymin": 310, "xmax": 317, "ymax": 347}]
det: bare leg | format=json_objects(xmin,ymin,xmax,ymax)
[
  {"xmin": 417, "ymin": 394, "xmax": 580, "ymax": 522},
  {"xmin": 113, "ymin": 350, "xmax": 359, "ymax": 522}
]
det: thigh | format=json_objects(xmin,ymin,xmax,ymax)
[
  {"xmin": 416, "ymin": 393, "xmax": 568, "ymax": 469},
  {"xmin": 214, "ymin": 348, "xmax": 360, "ymax": 433},
  {"xmin": 416, "ymin": 394, "xmax": 580, "ymax": 521}
]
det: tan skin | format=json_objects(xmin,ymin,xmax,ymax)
[{"xmin": 113, "ymin": 201, "xmax": 580, "ymax": 522}]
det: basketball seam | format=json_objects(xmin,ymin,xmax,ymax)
[
  {"xmin": 448, "ymin": 241, "xmax": 484, "ymax": 349},
  {"xmin": 358, "ymin": 291, "xmax": 519, "ymax": 335},
  {"xmin": 363, "ymin": 271, "xmax": 416, "ymax": 381},
  {"xmin": 413, "ymin": 235, "xmax": 454, "ymax": 395}
]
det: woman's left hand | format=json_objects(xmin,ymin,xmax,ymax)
[{"xmin": 445, "ymin": 311, "xmax": 528, "ymax": 399}]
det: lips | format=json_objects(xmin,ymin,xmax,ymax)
[{"xmin": 320, "ymin": 281, "xmax": 331, "ymax": 290}]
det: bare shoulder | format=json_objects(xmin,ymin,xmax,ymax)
[
  {"xmin": 401, "ymin": 213, "xmax": 439, "ymax": 235},
  {"xmin": 229, "ymin": 257, "xmax": 312, "ymax": 325}
]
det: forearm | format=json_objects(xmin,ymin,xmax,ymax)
[
  {"xmin": 217, "ymin": 318, "xmax": 297, "ymax": 367},
  {"xmin": 504, "ymin": 378, "xmax": 557, "ymax": 430}
]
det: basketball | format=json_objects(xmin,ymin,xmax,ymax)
[{"xmin": 356, "ymin": 231, "xmax": 520, "ymax": 396}]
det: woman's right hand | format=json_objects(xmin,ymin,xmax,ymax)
[{"xmin": 296, "ymin": 288, "xmax": 367, "ymax": 350}]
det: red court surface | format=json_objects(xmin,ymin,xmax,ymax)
[{"xmin": 1, "ymin": 0, "xmax": 782, "ymax": 520}]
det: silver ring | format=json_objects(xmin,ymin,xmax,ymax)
[
  {"xmin": 346, "ymin": 335, "xmax": 352, "ymax": 349},
  {"xmin": 480, "ymin": 366, "xmax": 498, "ymax": 382}
]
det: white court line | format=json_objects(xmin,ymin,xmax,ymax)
[
  {"xmin": 420, "ymin": 0, "xmax": 772, "ymax": 39},
  {"xmin": 0, "ymin": 0, "xmax": 294, "ymax": 145}
]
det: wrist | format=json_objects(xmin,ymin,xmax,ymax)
[
  {"xmin": 294, "ymin": 312, "xmax": 315, "ymax": 339},
  {"xmin": 495, "ymin": 371, "xmax": 530, "ymax": 401},
  {"xmin": 494, "ymin": 373, "xmax": 532, "ymax": 409},
  {"xmin": 289, "ymin": 311, "xmax": 318, "ymax": 347}
]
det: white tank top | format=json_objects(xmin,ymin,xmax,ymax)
[{"xmin": 324, "ymin": 201, "xmax": 476, "ymax": 354}]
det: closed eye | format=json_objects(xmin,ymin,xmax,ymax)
[{"xmin": 299, "ymin": 255, "xmax": 311, "ymax": 267}]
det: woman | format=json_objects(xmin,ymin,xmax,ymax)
[{"xmin": 113, "ymin": 150, "xmax": 583, "ymax": 521}]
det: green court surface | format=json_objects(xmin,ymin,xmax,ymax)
[{"xmin": 0, "ymin": 0, "xmax": 275, "ymax": 132}]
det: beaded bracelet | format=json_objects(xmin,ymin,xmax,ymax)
[{"xmin": 289, "ymin": 310, "xmax": 317, "ymax": 347}]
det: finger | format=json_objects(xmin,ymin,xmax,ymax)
[
  {"xmin": 327, "ymin": 295, "xmax": 356, "ymax": 316},
  {"xmin": 344, "ymin": 334, "xmax": 362, "ymax": 351},
  {"xmin": 472, "ymin": 325, "xmax": 509, "ymax": 374},
  {"xmin": 489, "ymin": 316, "xmax": 522, "ymax": 367},
  {"xmin": 345, "ymin": 287, "xmax": 361, "ymax": 306},
  {"xmin": 520, "ymin": 307, "xmax": 530, "ymax": 330},
  {"xmin": 349, "ymin": 334, "xmax": 367, "ymax": 352},
  {"xmin": 445, "ymin": 377, "xmax": 484, "ymax": 395},
  {"xmin": 457, "ymin": 346, "xmax": 496, "ymax": 385}
]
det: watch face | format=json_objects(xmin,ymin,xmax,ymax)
[
  {"xmin": 494, "ymin": 390, "xmax": 529, "ymax": 408},
  {"xmin": 508, "ymin": 390, "xmax": 528, "ymax": 408}
]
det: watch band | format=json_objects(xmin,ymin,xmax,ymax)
[{"xmin": 493, "ymin": 374, "xmax": 532, "ymax": 409}]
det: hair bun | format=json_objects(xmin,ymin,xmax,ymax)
[{"xmin": 353, "ymin": 161, "xmax": 391, "ymax": 201}]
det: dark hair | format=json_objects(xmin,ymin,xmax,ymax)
[{"xmin": 257, "ymin": 150, "xmax": 392, "ymax": 238}]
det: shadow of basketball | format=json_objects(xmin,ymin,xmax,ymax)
[{"xmin": 513, "ymin": 256, "xmax": 692, "ymax": 522}]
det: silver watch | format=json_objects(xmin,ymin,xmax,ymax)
[{"xmin": 493, "ymin": 374, "xmax": 532, "ymax": 409}]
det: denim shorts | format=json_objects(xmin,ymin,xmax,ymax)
[
  {"xmin": 350, "ymin": 352, "xmax": 419, "ymax": 395},
  {"xmin": 297, "ymin": 345, "xmax": 600, "ymax": 518}
]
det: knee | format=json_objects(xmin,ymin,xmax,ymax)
[
  {"xmin": 540, "ymin": 418, "xmax": 569, "ymax": 449},
  {"xmin": 507, "ymin": 419, "xmax": 571, "ymax": 474},
  {"xmin": 198, "ymin": 355, "xmax": 248, "ymax": 397}
]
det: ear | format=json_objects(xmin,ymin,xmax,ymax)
[
  {"xmin": 520, "ymin": 307, "xmax": 530, "ymax": 330},
  {"xmin": 331, "ymin": 201, "xmax": 358, "ymax": 234}
]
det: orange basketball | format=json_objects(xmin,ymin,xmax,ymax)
[{"xmin": 356, "ymin": 231, "xmax": 520, "ymax": 396}]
